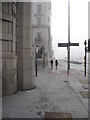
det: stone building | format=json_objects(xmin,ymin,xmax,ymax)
[
  {"xmin": 2, "ymin": 2, "xmax": 17, "ymax": 96},
  {"xmin": 1, "ymin": 2, "xmax": 35, "ymax": 96},
  {"xmin": 88, "ymin": 1, "xmax": 90, "ymax": 39},
  {"xmin": 31, "ymin": 1, "xmax": 52, "ymax": 66},
  {"xmin": 0, "ymin": 1, "xmax": 2, "ymax": 97},
  {"xmin": 16, "ymin": 2, "xmax": 35, "ymax": 91},
  {"xmin": 88, "ymin": 1, "xmax": 90, "ymax": 84}
]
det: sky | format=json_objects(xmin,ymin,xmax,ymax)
[{"xmin": 51, "ymin": 0, "xmax": 89, "ymax": 61}]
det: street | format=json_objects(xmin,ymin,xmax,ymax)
[{"xmin": 2, "ymin": 61, "xmax": 88, "ymax": 119}]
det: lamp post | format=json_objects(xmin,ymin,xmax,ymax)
[
  {"xmin": 35, "ymin": 44, "xmax": 38, "ymax": 77},
  {"xmin": 67, "ymin": 0, "xmax": 70, "ymax": 74},
  {"xmin": 42, "ymin": 47, "xmax": 45, "ymax": 69}
]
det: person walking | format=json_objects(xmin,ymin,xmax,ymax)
[
  {"xmin": 55, "ymin": 59, "xmax": 58, "ymax": 69},
  {"xmin": 50, "ymin": 59, "xmax": 53, "ymax": 69}
]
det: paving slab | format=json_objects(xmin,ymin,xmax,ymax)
[
  {"xmin": 79, "ymin": 80, "xmax": 89, "ymax": 84},
  {"xmin": 2, "ymin": 61, "xmax": 88, "ymax": 119},
  {"xmin": 80, "ymin": 91, "xmax": 89, "ymax": 99}
]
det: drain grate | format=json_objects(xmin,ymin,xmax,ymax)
[
  {"xmin": 79, "ymin": 80, "xmax": 90, "ymax": 84},
  {"xmin": 79, "ymin": 80, "xmax": 89, "ymax": 84},
  {"xmin": 45, "ymin": 112, "xmax": 72, "ymax": 120},
  {"xmin": 80, "ymin": 91, "xmax": 90, "ymax": 99}
]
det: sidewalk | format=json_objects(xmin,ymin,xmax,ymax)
[{"xmin": 2, "ymin": 61, "xmax": 88, "ymax": 119}]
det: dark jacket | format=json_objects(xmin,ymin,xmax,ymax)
[
  {"xmin": 55, "ymin": 60, "xmax": 58, "ymax": 66},
  {"xmin": 50, "ymin": 60, "xmax": 53, "ymax": 65}
]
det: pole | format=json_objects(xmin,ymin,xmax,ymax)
[
  {"xmin": 85, "ymin": 51, "xmax": 86, "ymax": 76},
  {"xmin": 36, "ymin": 52, "xmax": 37, "ymax": 77},
  {"xmin": 43, "ymin": 47, "xmax": 44, "ymax": 69},
  {"xmin": 84, "ymin": 40, "xmax": 87, "ymax": 76},
  {"xmin": 67, "ymin": 0, "xmax": 70, "ymax": 74},
  {"xmin": 35, "ymin": 44, "xmax": 38, "ymax": 77}
]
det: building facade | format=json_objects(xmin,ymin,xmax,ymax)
[
  {"xmin": 88, "ymin": 1, "xmax": 90, "ymax": 85},
  {"xmin": 31, "ymin": 2, "xmax": 52, "ymax": 66},
  {"xmin": 1, "ymin": 1, "xmax": 52, "ymax": 96},
  {"xmin": 1, "ymin": 2, "xmax": 35, "ymax": 96},
  {"xmin": 0, "ymin": 1, "xmax": 2, "ymax": 97},
  {"xmin": 2, "ymin": 2, "xmax": 17, "ymax": 96}
]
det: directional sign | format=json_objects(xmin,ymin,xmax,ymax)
[
  {"xmin": 58, "ymin": 43, "xmax": 68, "ymax": 47},
  {"xmin": 70, "ymin": 43, "xmax": 79, "ymax": 46},
  {"xmin": 58, "ymin": 43, "xmax": 79, "ymax": 47}
]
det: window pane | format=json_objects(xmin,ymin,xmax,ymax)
[
  {"xmin": 37, "ymin": 4, "xmax": 42, "ymax": 14},
  {"xmin": 37, "ymin": 17, "xmax": 41, "ymax": 25}
]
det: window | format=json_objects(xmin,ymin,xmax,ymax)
[
  {"xmin": 48, "ymin": 17, "xmax": 49, "ymax": 22},
  {"xmin": 48, "ymin": 3, "xmax": 51, "ymax": 9},
  {"xmin": 37, "ymin": 32, "xmax": 41, "ymax": 38},
  {"xmin": 37, "ymin": 17, "xmax": 41, "ymax": 25},
  {"xmin": 37, "ymin": 48, "xmax": 42, "ymax": 58},
  {"xmin": 37, "ymin": 4, "xmax": 42, "ymax": 14},
  {"xmin": 36, "ymin": 32, "xmax": 42, "ymax": 41}
]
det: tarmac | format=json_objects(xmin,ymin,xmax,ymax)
[{"xmin": 2, "ymin": 61, "xmax": 88, "ymax": 119}]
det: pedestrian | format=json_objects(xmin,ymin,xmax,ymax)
[
  {"xmin": 55, "ymin": 59, "xmax": 58, "ymax": 69},
  {"xmin": 50, "ymin": 59, "xmax": 53, "ymax": 69}
]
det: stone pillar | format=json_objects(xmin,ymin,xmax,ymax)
[
  {"xmin": 0, "ymin": 2, "xmax": 2, "ymax": 119},
  {"xmin": 2, "ymin": 2, "xmax": 17, "ymax": 96},
  {"xmin": 0, "ymin": 2, "xmax": 2, "ymax": 97},
  {"xmin": 16, "ymin": 2, "xmax": 35, "ymax": 91}
]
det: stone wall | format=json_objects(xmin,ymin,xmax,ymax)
[
  {"xmin": 2, "ymin": 2, "xmax": 17, "ymax": 96},
  {"xmin": 1, "ymin": 2, "xmax": 35, "ymax": 96},
  {"xmin": 88, "ymin": 2, "xmax": 90, "ymax": 93},
  {"xmin": 0, "ymin": 2, "xmax": 2, "ymax": 119},
  {"xmin": 0, "ymin": 1, "xmax": 2, "ymax": 97}
]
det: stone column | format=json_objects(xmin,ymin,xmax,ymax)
[
  {"xmin": 0, "ymin": 1, "xmax": 2, "ymax": 97},
  {"xmin": 16, "ymin": 2, "xmax": 35, "ymax": 91},
  {"xmin": 2, "ymin": 2, "xmax": 17, "ymax": 96},
  {"xmin": 0, "ymin": 2, "xmax": 2, "ymax": 119}
]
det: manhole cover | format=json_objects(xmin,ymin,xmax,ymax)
[
  {"xmin": 45, "ymin": 112, "xmax": 72, "ymax": 119},
  {"xmin": 79, "ymin": 80, "xmax": 88, "ymax": 84},
  {"xmin": 80, "ymin": 91, "xmax": 90, "ymax": 99},
  {"xmin": 83, "ymin": 86, "xmax": 88, "ymax": 90},
  {"xmin": 64, "ymin": 81, "xmax": 68, "ymax": 82}
]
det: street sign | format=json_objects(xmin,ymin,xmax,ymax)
[
  {"xmin": 58, "ymin": 42, "xmax": 79, "ymax": 75},
  {"xmin": 58, "ymin": 43, "xmax": 79, "ymax": 47},
  {"xmin": 58, "ymin": 43, "xmax": 68, "ymax": 47},
  {"xmin": 70, "ymin": 43, "xmax": 79, "ymax": 46}
]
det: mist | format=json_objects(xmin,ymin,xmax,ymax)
[{"xmin": 51, "ymin": 0, "xmax": 88, "ymax": 61}]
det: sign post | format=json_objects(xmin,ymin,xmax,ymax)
[
  {"xmin": 58, "ymin": 0, "xmax": 79, "ymax": 75},
  {"xmin": 68, "ymin": 0, "xmax": 70, "ymax": 74},
  {"xmin": 58, "ymin": 42, "xmax": 79, "ymax": 74}
]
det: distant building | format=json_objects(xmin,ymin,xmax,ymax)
[
  {"xmin": 89, "ymin": 2, "xmax": 90, "ymax": 39},
  {"xmin": 31, "ymin": 1, "xmax": 52, "ymax": 65}
]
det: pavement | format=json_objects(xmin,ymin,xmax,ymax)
[{"xmin": 2, "ymin": 61, "xmax": 88, "ymax": 119}]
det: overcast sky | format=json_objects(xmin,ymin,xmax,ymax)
[{"xmin": 51, "ymin": 0, "xmax": 89, "ymax": 61}]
